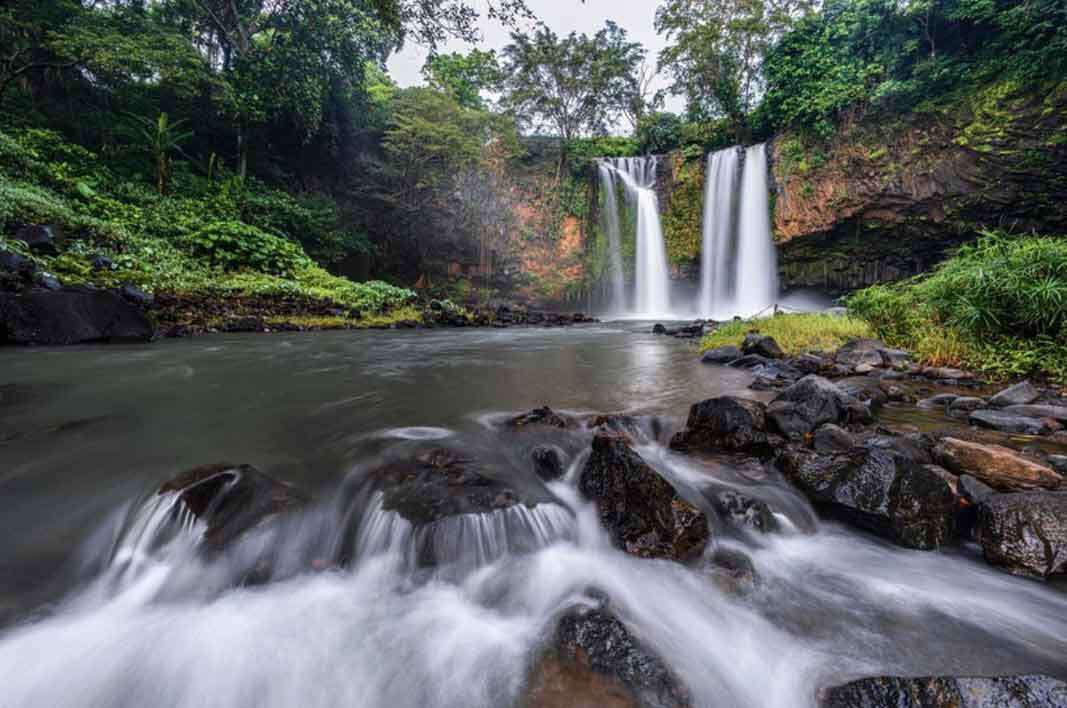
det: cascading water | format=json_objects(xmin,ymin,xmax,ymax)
[
  {"xmin": 596, "ymin": 163, "xmax": 626, "ymax": 313},
  {"xmin": 698, "ymin": 143, "xmax": 779, "ymax": 319},
  {"xmin": 600, "ymin": 157, "xmax": 671, "ymax": 317}
]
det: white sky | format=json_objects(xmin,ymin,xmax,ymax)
[{"xmin": 385, "ymin": 0, "xmax": 684, "ymax": 119}]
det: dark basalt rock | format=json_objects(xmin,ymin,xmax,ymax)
[
  {"xmin": 767, "ymin": 375, "xmax": 870, "ymax": 438},
  {"xmin": 969, "ymin": 410, "xmax": 1057, "ymax": 436},
  {"xmin": 741, "ymin": 333, "xmax": 784, "ymax": 359},
  {"xmin": 988, "ymin": 380, "xmax": 1041, "ymax": 408},
  {"xmin": 729, "ymin": 353, "xmax": 772, "ymax": 369},
  {"xmin": 531, "ymin": 604, "xmax": 691, "ymax": 708},
  {"xmin": 532, "ymin": 445, "xmax": 566, "ymax": 481},
  {"xmin": 14, "ymin": 224, "xmax": 61, "ymax": 254},
  {"xmin": 669, "ymin": 396, "xmax": 771, "ymax": 455},
  {"xmin": 160, "ymin": 463, "xmax": 307, "ymax": 549},
  {"xmin": 701, "ymin": 345, "xmax": 741, "ymax": 365},
  {"xmin": 708, "ymin": 548, "xmax": 760, "ymax": 595},
  {"xmin": 836, "ymin": 377, "xmax": 889, "ymax": 411},
  {"xmin": 0, "ymin": 287, "xmax": 153, "ymax": 345},
  {"xmin": 119, "ymin": 284, "xmax": 153, "ymax": 307},
  {"xmin": 821, "ymin": 674, "xmax": 1067, "ymax": 707},
  {"xmin": 508, "ymin": 406, "xmax": 575, "ymax": 430},
  {"xmin": 917, "ymin": 393, "xmax": 958, "ymax": 410},
  {"xmin": 581, "ymin": 432, "xmax": 709, "ymax": 561},
  {"xmin": 1003, "ymin": 404, "xmax": 1067, "ymax": 422},
  {"xmin": 974, "ymin": 491, "xmax": 1067, "ymax": 579},
  {"xmin": 835, "ymin": 338, "xmax": 886, "ymax": 369},
  {"xmin": 948, "ymin": 396, "xmax": 986, "ymax": 416},
  {"xmin": 376, "ymin": 447, "xmax": 523, "ymax": 524},
  {"xmin": 813, "ymin": 424, "xmax": 856, "ymax": 454},
  {"xmin": 777, "ymin": 446, "xmax": 957, "ymax": 550},
  {"xmin": 712, "ymin": 490, "xmax": 777, "ymax": 533}
]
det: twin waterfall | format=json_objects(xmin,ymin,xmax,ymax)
[{"xmin": 598, "ymin": 144, "xmax": 778, "ymax": 319}]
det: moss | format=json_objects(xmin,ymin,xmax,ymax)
[{"xmin": 661, "ymin": 158, "xmax": 704, "ymax": 265}]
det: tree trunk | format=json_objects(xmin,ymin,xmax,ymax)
[{"xmin": 237, "ymin": 120, "xmax": 248, "ymax": 182}]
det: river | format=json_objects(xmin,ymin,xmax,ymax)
[{"xmin": 1, "ymin": 325, "xmax": 1065, "ymax": 707}]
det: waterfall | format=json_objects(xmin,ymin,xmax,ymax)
[
  {"xmin": 596, "ymin": 163, "xmax": 626, "ymax": 312},
  {"xmin": 698, "ymin": 143, "xmax": 778, "ymax": 319},
  {"xmin": 601, "ymin": 156, "xmax": 671, "ymax": 316}
]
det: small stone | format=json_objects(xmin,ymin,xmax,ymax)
[
  {"xmin": 917, "ymin": 393, "xmax": 957, "ymax": 409},
  {"xmin": 1048, "ymin": 455, "xmax": 1067, "ymax": 476},
  {"xmin": 701, "ymin": 345, "xmax": 741, "ymax": 365},
  {"xmin": 989, "ymin": 380, "xmax": 1041, "ymax": 407},
  {"xmin": 854, "ymin": 363, "xmax": 875, "ymax": 374},
  {"xmin": 948, "ymin": 396, "xmax": 985, "ymax": 415}
]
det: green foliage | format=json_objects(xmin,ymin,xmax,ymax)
[
  {"xmin": 501, "ymin": 21, "xmax": 644, "ymax": 143},
  {"xmin": 662, "ymin": 159, "xmax": 703, "ymax": 264},
  {"xmin": 761, "ymin": 0, "xmax": 1067, "ymax": 136},
  {"xmin": 702, "ymin": 312, "xmax": 875, "ymax": 354},
  {"xmin": 185, "ymin": 221, "xmax": 313, "ymax": 277},
  {"xmin": 847, "ymin": 233, "xmax": 1067, "ymax": 381},
  {"xmin": 422, "ymin": 49, "xmax": 502, "ymax": 110},
  {"xmin": 636, "ymin": 112, "xmax": 684, "ymax": 154}
]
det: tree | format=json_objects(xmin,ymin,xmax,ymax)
[
  {"xmin": 369, "ymin": 0, "xmax": 535, "ymax": 50},
  {"xmin": 655, "ymin": 0, "xmax": 813, "ymax": 140},
  {"xmin": 621, "ymin": 60, "xmax": 663, "ymax": 133},
  {"xmin": 129, "ymin": 112, "xmax": 194, "ymax": 195},
  {"xmin": 501, "ymin": 21, "xmax": 644, "ymax": 166},
  {"xmin": 422, "ymin": 49, "xmax": 502, "ymax": 110}
]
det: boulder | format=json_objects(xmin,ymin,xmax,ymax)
[
  {"xmin": 820, "ymin": 674, "xmax": 1067, "ymax": 708},
  {"xmin": 932, "ymin": 438, "xmax": 1062, "ymax": 490},
  {"xmin": 947, "ymin": 396, "xmax": 986, "ymax": 416},
  {"xmin": 527, "ymin": 605, "xmax": 690, "ymax": 708},
  {"xmin": 813, "ymin": 424, "xmax": 856, "ymax": 454},
  {"xmin": 836, "ymin": 377, "xmax": 889, "ymax": 410},
  {"xmin": 974, "ymin": 491, "xmax": 1067, "ymax": 578},
  {"xmin": 160, "ymin": 463, "xmax": 307, "ymax": 549},
  {"xmin": 958, "ymin": 475, "xmax": 994, "ymax": 504},
  {"xmin": 669, "ymin": 396, "xmax": 770, "ymax": 454},
  {"xmin": 707, "ymin": 548, "xmax": 759, "ymax": 596},
  {"xmin": 1003, "ymin": 404, "xmax": 1067, "ymax": 422},
  {"xmin": 778, "ymin": 446, "xmax": 957, "ymax": 550},
  {"xmin": 741, "ymin": 333, "xmax": 784, "ymax": 359},
  {"xmin": 581, "ymin": 432, "xmax": 709, "ymax": 561},
  {"xmin": 532, "ymin": 445, "xmax": 566, "ymax": 481},
  {"xmin": 917, "ymin": 393, "xmax": 958, "ymax": 410},
  {"xmin": 968, "ymin": 410, "xmax": 1057, "ymax": 436},
  {"xmin": 729, "ymin": 353, "xmax": 772, "ymax": 369},
  {"xmin": 119, "ymin": 283, "xmax": 153, "ymax": 307},
  {"xmin": 0, "ymin": 287, "xmax": 153, "ymax": 345},
  {"xmin": 376, "ymin": 448, "xmax": 523, "ymax": 524},
  {"xmin": 766, "ymin": 376, "xmax": 869, "ymax": 437},
  {"xmin": 988, "ymin": 380, "xmax": 1041, "ymax": 407},
  {"xmin": 508, "ymin": 406, "xmax": 574, "ymax": 430},
  {"xmin": 922, "ymin": 366, "xmax": 974, "ymax": 381},
  {"xmin": 14, "ymin": 225, "xmax": 61, "ymax": 254},
  {"xmin": 835, "ymin": 338, "xmax": 886, "ymax": 369},
  {"xmin": 701, "ymin": 345, "xmax": 741, "ymax": 365},
  {"xmin": 879, "ymin": 348, "xmax": 910, "ymax": 368},
  {"xmin": 712, "ymin": 490, "xmax": 777, "ymax": 533},
  {"xmin": 0, "ymin": 249, "xmax": 35, "ymax": 279},
  {"xmin": 652, "ymin": 323, "xmax": 668, "ymax": 335}
]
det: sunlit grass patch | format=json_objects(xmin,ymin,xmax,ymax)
[{"xmin": 701, "ymin": 313, "xmax": 874, "ymax": 355}]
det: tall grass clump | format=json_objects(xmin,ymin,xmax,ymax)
[
  {"xmin": 847, "ymin": 232, "xmax": 1067, "ymax": 381},
  {"xmin": 701, "ymin": 312, "xmax": 874, "ymax": 355}
]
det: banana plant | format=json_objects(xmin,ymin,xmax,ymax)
[{"xmin": 128, "ymin": 112, "xmax": 194, "ymax": 195}]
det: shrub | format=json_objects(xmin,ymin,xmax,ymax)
[
  {"xmin": 185, "ymin": 221, "xmax": 313, "ymax": 276},
  {"xmin": 848, "ymin": 232, "xmax": 1067, "ymax": 381}
]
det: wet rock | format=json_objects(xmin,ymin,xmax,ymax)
[
  {"xmin": 377, "ymin": 448, "xmax": 523, "ymax": 524},
  {"xmin": 813, "ymin": 424, "xmax": 855, "ymax": 454},
  {"xmin": 708, "ymin": 548, "xmax": 759, "ymax": 595},
  {"xmin": 119, "ymin": 284, "xmax": 153, "ymax": 307},
  {"xmin": 947, "ymin": 396, "xmax": 986, "ymax": 416},
  {"xmin": 0, "ymin": 249, "xmax": 35, "ymax": 279},
  {"xmin": 835, "ymin": 338, "xmax": 886, "ymax": 369},
  {"xmin": 820, "ymin": 674, "xmax": 1067, "ymax": 708},
  {"xmin": 14, "ymin": 225, "xmax": 61, "ymax": 254},
  {"xmin": 532, "ymin": 445, "xmax": 566, "ymax": 481},
  {"xmin": 917, "ymin": 393, "xmax": 957, "ymax": 410},
  {"xmin": 1003, "ymin": 404, "xmax": 1067, "ymax": 422},
  {"xmin": 0, "ymin": 287, "xmax": 153, "ymax": 345},
  {"xmin": 793, "ymin": 353, "xmax": 831, "ymax": 375},
  {"xmin": 669, "ymin": 396, "xmax": 770, "ymax": 455},
  {"xmin": 712, "ymin": 490, "xmax": 777, "ymax": 533},
  {"xmin": 581, "ymin": 432, "xmax": 709, "ymax": 561},
  {"xmin": 958, "ymin": 475, "xmax": 994, "ymax": 504},
  {"xmin": 969, "ymin": 410, "xmax": 1057, "ymax": 436},
  {"xmin": 528, "ymin": 605, "xmax": 690, "ymax": 708},
  {"xmin": 701, "ymin": 345, "xmax": 741, "ymax": 365},
  {"xmin": 652, "ymin": 323, "xmax": 667, "ymax": 335},
  {"xmin": 877, "ymin": 381, "xmax": 912, "ymax": 403},
  {"xmin": 1049, "ymin": 455, "xmax": 1067, "ymax": 476},
  {"xmin": 922, "ymin": 366, "xmax": 974, "ymax": 381},
  {"xmin": 729, "ymin": 353, "xmax": 772, "ymax": 369},
  {"xmin": 880, "ymin": 348, "xmax": 910, "ymax": 368},
  {"xmin": 863, "ymin": 434, "xmax": 933, "ymax": 466},
  {"xmin": 989, "ymin": 380, "xmax": 1041, "ymax": 408},
  {"xmin": 836, "ymin": 377, "xmax": 889, "ymax": 411},
  {"xmin": 160, "ymin": 463, "xmax": 307, "ymax": 549},
  {"xmin": 508, "ymin": 406, "xmax": 574, "ymax": 430},
  {"xmin": 974, "ymin": 492, "xmax": 1067, "ymax": 579},
  {"xmin": 767, "ymin": 376, "xmax": 869, "ymax": 437},
  {"xmin": 778, "ymin": 446, "xmax": 957, "ymax": 550},
  {"xmin": 741, "ymin": 333, "xmax": 784, "ymax": 359},
  {"xmin": 932, "ymin": 438, "xmax": 1062, "ymax": 490}
]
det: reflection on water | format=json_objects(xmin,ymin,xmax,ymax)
[{"xmin": 1, "ymin": 325, "xmax": 1066, "ymax": 708}]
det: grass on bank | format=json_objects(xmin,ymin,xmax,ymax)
[{"xmin": 701, "ymin": 313, "xmax": 874, "ymax": 355}]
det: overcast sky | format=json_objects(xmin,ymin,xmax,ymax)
[{"xmin": 386, "ymin": 0, "xmax": 683, "ymax": 117}]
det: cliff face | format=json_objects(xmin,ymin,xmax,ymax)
[{"xmin": 771, "ymin": 80, "xmax": 1067, "ymax": 293}]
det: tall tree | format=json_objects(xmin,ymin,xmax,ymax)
[
  {"xmin": 422, "ymin": 49, "xmax": 502, "ymax": 110},
  {"xmin": 655, "ymin": 0, "xmax": 812, "ymax": 140},
  {"xmin": 501, "ymin": 21, "xmax": 644, "ymax": 165}
]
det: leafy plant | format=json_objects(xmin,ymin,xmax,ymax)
[
  {"xmin": 128, "ymin": 112, "xmax": 193, "ymax": 195},
  {"xmin": 184, "ymin": 221, "xmax": 312, "ymax": 276}
]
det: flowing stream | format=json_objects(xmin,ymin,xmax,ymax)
[{"xmin": 1, "ymin": 327, "xmax": 1066, "ymax": 708}]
